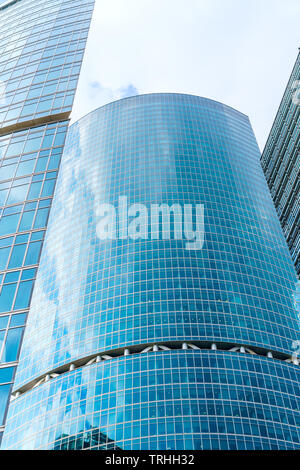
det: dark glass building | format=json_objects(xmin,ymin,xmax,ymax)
[
  {"xmin": 2, "ymin": 94, "xmax": 300, "ymax": 450},
  {"xmin": 0, "ymin": 0, "xmax": 95, "ymax": 441},
  {"xmin": 261, "ymin": 51, "xmax": 300, "ymax": 277}
]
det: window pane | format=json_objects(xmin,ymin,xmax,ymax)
[
  {"xmin": 0, "ymin": 165, "xmax": 16, "ymax": 180},
  {"xmin": 18, "ymin": 211, "xmax": 34, "ymax": 231},
  {"xmin": 0, "ymin": 214, "xmax": 19, "ymax": 236},
  {"xmin": 0, "ymin": 247, "xmax": 11, "ymax": 271},
  {"xmin": 24, "ymin": 241, "xmax": 42, "ymax": 266},
  {"xmin": 16, "ymin": 160, "xmax": 35, "ymax": 178},
  {"xmin": 35, "ymin": 157, "xmax": 48, "ymax": 172},
  {"xmin": 8, "ymin": 244, "xmax": 26, "ymax": 269},
  {"xmin": 0, "ymin": 189, "xmax": 8, "ymax": 205},
  {"xmin": 23, "ymin": 137, "xmax": 42, "ymax": 153},
  {"xmin": 10, "ymin": 313, "xmax": 26, "ymax": 328},
  {"xmin": 47, "ymin": 154, "xmax": 60, "ymax": 170},
  {"xmin": 27, "ymin": 181, "xmax": 42, "ymax": 199},
  {"xmin": 13, "ymin": 281, "xmax": 33, "ymax": 310},
  {"xmin": 0, "ymin": 284, "xmax": 17, "ymax": 313},
  {"xmin": 0, "ymin": 384, "xmax": 11, "ymax": 425},
  {"xmin": 41, "ymin": 179, "xmax": 55, "ymax": 197},
  {"xmin": 6, "ymin": 141, "xmax": 24, "ymax": 157},
  {"xmin": 1, "ymin": 328, "xmax": 24, "ymax": 363},
  {"xmin": 0, "ymin": 331, "xmax": 4, "ymax": 357},
  {"xmin": 0, "ymin": 316, "xmax": 9, "ymax": 330},
  {"xmin": 33, "ymin": 208, "xmax": 49, "ymax": 229},
  {"xmin": 7, "ymin": 185, "xmax": 29, "ymax": 204},
  {"xmin": 0, "ymin": 367, "xmax": 14, "ymax": 384}
]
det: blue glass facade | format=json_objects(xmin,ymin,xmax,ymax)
[
  {"xmin": 0, "ymin": 0, "xmax": 95, "ymax": 441},
  {"xmin": 261, "ymin": 51, "xmax": 300, "ymax": 277},
  {"xmin": 0, "ymin": 0, "xmax": 94, "ymax": 131},
  {"xmin": 2, "ymin": 94, "xmax": 300, "ymax": 449}
]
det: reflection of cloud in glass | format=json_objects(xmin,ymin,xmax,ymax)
[
  {"xmin": 19, "ymin": 122, "xmax": 92, "ymax": 374},
  {"xmin": 0, "ymin": 80, "xmax": 6, "ymax": 106},
  {"xmin": 15, "ymin": 95, "xmax": 300, "ymax": 391},
  {"xmin": 294, "ymin": 281, "xmax": 300, "ymax": 313},
  {"xmin": 292, "ymin": 280, "xmax": 300, "ymax": 358}
]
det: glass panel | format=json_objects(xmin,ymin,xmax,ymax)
[
  {"xmin": 24, "ymin": 241, "xmax": 42, "ymax": 266},
  {"xmin": 0, "ymin": 189, "xmax": 8, "ymax": 206},
  {"xmin": 33, "ymin": 208, "xmax": 49, "ymax": 229},
  {"xmin": 23, "ymin": 137, "xmax": 42, "ymax": 154},
  {"xmin": 0, "ymin": 317, "xmax": 8, "ymax": 330},
  {"xmin": 0, "ymin": 165, "xmax": 16, "ymax": 181},
  {"xmin": 21, "ymin": 269, "xmax": 36, "ymax": 280},
  {"xmin": 35, "ymin": 157, "xmax": 48, "ymax": 172},
  {"xmin": 15, "ymin": 160, "xmax": 36, "ymax": 178},
  {"xmin": 0, "ymin": 214, "xmax": 19, "ymax": 236},
  {"xmin": 0, "ymin": 332, "xmax": 4, "ymax": 358},
  {"xmin": 41, "ymin": 179, "xmax": 55, "ymax": 197},
  {"xmin": 30, "ymin": 230, "xmax": 44, "ymax": 241},
  {"xmin": 47, "ymin": 154, "xmax": 60, "ymax": 170},
  {"xmin": 10, "ymin": 313, "xmax": 26, "ymax": 328},
  {"xmin": 0, "ymin": 247, "xmax": 11, "ymax": 271},
  {"xmin": 18, "ymin": 211, "xmax": 34, "ymax": 232},
  {"xmin": 4, "ymin": 272, "xmax": 19, "ymax": 283},
  {"xmin": 1, "ymin": 328, "xmax": 23, "ymax": 363},
  {"xmin": 0, "ymin": 367, "xmax": 14, "ymax": 384},
  {"xmin": 8, "ymin": 244, "xmax": 26, "ymax": 269},
  {"xmin": 0, "ymin": 284, "xmax": 17, "ymax": 313},
  {"xmin": 27, "ymin": 182, "xmax": 42, "ymax": 200},
  {"xmin": 0, "ymin": 384, "xmax": 11, "ymax": 425},
  {"xmin": 13, "ymin": 281, "xmax": 33, "ymax": 310},
  {"xmin": 0, "ymin": 238, "xmax": 13, "ymax": 248},
  {"xmin": 7, "ymin": 185, "xmax": 29, "ymax": 204},
  {"xmin": 6, "ymin": 142, "xmax": 24, "ymax": 157}
]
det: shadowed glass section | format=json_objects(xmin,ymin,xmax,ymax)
[
  {"xmin": 3, "ymin": 94, "xmax": 300, "ymax": 450},
  {"xmin": 261, "ymin": 52, "xmax": 300, "ymax": 276}
]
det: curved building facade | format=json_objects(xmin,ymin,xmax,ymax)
[{"xmin": 2, "ymin": 93, "xmax": 300, "ymax": 450}]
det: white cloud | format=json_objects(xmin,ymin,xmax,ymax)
[{"xmin": 72, "ymin": 0, "xmax": 300, "ymax": 150}]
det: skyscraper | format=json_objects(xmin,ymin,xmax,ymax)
[
  {"xmin": 261, "ymin": 51, "xmax": 300, "ymax": 277},
  {"xmin": 0, "ymin": 0, "xmax": 95, "ymax": 442},
  {"xmin": 2, "ymin": 94, "xmax": 300, "ymax": 450}
]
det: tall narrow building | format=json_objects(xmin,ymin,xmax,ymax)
[
  {"xmin": 0, "ymin": 0, "xmax": 95, "ymax": 441},
  {"xmin": 261, "ymin": 51, "xmax": 300, "ymax": 277},
  {"xmin": 2, "ymin": 94, "xmax": 300, "ymax": 450}
]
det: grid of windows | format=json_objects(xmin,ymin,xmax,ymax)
[
  {"xmin": 0, "ymin": 0, "xmax": 94, "ymax": 130},
  {"xmin": 2, "ymin": 351, "xmax": 300, "ymax": 450},
  {"xmin": 4, "ymin": 94, "xmax": 300, "ymax": 449},
  {"xmin": 261, "ymin": 52, "xmax": 300, "ymax": 276},
  {"xmin": 0, "ymin": 122, "xmax": 67, "ymax": 436},
  {"xmin": 0, "ymin": 123, "xmax": 65, "ymax": 440},
  {"xmin": 0, "ymin": 230, "xmax": 45, "ymax": 272},
  {"xmin": 0, "ymin": 0, "xmax": 95, "ymax": 442}
]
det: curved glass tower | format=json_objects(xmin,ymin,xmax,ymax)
[
  {"xmin": 261, "ymin": 51, "xmax": 300, "ymax": 277},
  {"xmin": 2, "ymin": 94, "xmax": 300, "ymax": 450}
]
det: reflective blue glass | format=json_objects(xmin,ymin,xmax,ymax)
[
  {"xmin": 261, "ymin": 52, "xmax": 300, "ymax": 276},
  {"xmin": 0, "ymin": 384, "xmax": 11, "ymax": 425},
  {"xmin": 3, "ymin": 351, "xmax": 300, "ymax": 450},
  {"xmin": 3, "ymin": 94, "xmax": 300, "ymax": 450},
  {"xmin": 0, "ymin": 0, "xmax": 95, "ymax": 130},
  {"xmin": 0, "ymin": 0, "xmax": 95, "ymax": 440}
]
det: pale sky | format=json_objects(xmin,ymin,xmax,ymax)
[{"xmin": 71, "ymin": 0, "xmax": 300, "ymax": 150}]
